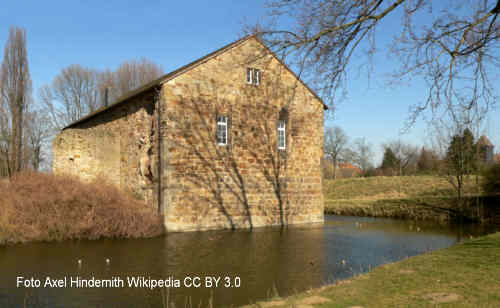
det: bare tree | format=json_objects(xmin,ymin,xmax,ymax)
[
  {"xmin": 108, "ymin": 58, "xmax": 164, "ymax": 102},
  {"xmin": 352, "ymin": 137, "xmax": 374, "ymax": 172},
  {"xmin": 97, "ymin": 68, "xmax": 116, "ymax": 106},
  {"xmin": 0, "ymin": 26, "xmax": 32, "ymax": 175},
  {"xmin": 416, "ymin": 146, "xmax": 439, "ymax": 173},
  {"xmin": 0, "ymin": 100, "xmax": 10, "ymax": 176},
  {"xmin": 41, "ymin": 59, "xmax": 163, "ymax": 131},
  {"xmin": 251, "ymin": 0, "xmax": 500, "ymax": 123},
  {"xmin": 383, "ymin": 139, "xmax": 419, "ymax": 175},
  {"xmin": 430, "ymin": 105, "xmax": 484, "ymax": 208},
  {"xmin": 24, "ymin": 107, "xmax": 51, "ymax": 170},
  {"xmin": 40, "ymin": 65, "xmax": 100, "ymax": 131},
  {"xmin": 324, "ymin": 126, "xmax": 349, "ymax": 179}
]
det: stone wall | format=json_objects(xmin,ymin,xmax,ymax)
[
  {"xmin": 53, "ymin": 90, "xmax": 159, "ymax": 207},
  {"xmin": 53, "ymin": 36, "xmax": 324, "ymax": 232},
  {"xmin": 160, "ymin": 37, "xmax": 324, "ymax": 231}
]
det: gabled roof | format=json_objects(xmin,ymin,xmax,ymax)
[
  {"xmin": 64, "ymin": 35, "xmax": 327, "ymax": 130},
  {"xmin": 478, "ymin": 135, "xmax": 493, "ymax": 147}
]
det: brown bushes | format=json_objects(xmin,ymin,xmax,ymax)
[{"xmin": 0, "ymin": 172, "xmax": 164, "ymax": 245}]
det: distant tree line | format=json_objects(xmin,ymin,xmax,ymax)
[
  {"xmin": 323, "ymin": 126, "xmax": 498, "ymax": 180},
  {"xmin": 0, "ymin": 26, "xmax": 164, "ymax": 176},
  {"xmin": 324, "ymin": 124, "xmax": 500, "ymax": 207},
  {"xmin": 40, "ymin": 58, "xmax": 163, "ymax": 132}
]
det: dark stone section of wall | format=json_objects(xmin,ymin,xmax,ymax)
[{"xmin": 53, "ymin": 90, "xmax": 160, "ymax": 208}]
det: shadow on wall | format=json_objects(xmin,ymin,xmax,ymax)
[{"xmin": 162, "ymin": 49, "xmax": 323, "ymax": 230}]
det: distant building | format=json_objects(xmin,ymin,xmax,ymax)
[
  {"xmin": 494, "ymin": 153, "xmax": 500, "ymax": 163},
  {"xmin": 477, "ymin": 135, "xmax": 495, "ymax": 164},
  {"xmin": 338, "ymin": 163, "xmax": 362, "ymax": 178},
  {"xmin": 321, "ymin": 160, "xmax": 361, "ymax": 179}
]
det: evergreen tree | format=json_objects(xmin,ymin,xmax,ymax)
[
  {"xmin": 381, "ymin": 147, "xmax": 399, "ymax": 175},
  {"xmin": 446, "ymin": 128, "xmax": 477, "ymax": 175},
  {"xmin": 445, "ymin": 128, "xmax": 477, "ymax": 202}
]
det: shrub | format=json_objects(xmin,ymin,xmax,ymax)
[
  {"xmin": 362, "ymin": 167, "xmax": 382, "ymax": 177},
  {"xmin": 482, "ymin": 163, "xmax": 500, "ymax": 194},
  {"xmin": 0, "ymin": 172, "xmax": 164, "ymax": 245}
]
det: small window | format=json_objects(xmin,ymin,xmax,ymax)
[
  {"xmin": 254, "ymin": 69, "xmax": 260, "ymax": 85},
  {"xmin": 278, "ymin": 120, "xmax": 286, "ymax": 150},
  {"xmin": 217, "ymin": 115, "xmax": 228, "ymax": 146},
  {"xmin": 246, "ymin": 68, "xmax": 260, "ymax": 85},
  {"xmin": 247, "ymin": 68, "xmax": 253, "ymax": 84}
]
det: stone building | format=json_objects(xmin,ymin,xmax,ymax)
[
  {"xmin": 477, "ymin": 135, "xmax": 494, "ymax": 164},
  {"xmin": 53, "ymin": 35, "xmax": 326, "ymax": 231}
]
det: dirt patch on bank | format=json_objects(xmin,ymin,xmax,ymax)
[
  {"xmin": 296, "ymin": 295, "xmax": 331, "ymax": 305},
  {"xmin": 258, "ymin": 300, "xmax": 286, "ymax": 307},
  {"xmin": 422, "ymin": 292, "xmax": 462, "ymax": 304}
]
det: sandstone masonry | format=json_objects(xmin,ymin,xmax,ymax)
[{"xmin": 53, "ymin": 35, "xmax": 326, "ymax": 231}]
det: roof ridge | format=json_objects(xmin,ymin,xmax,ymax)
[
  {"xmin": 478, "ymin": 135, "xmax": 493, "ymax": 146},
  {"xmin": 64, "ymin": 35, "xmax": 255, "ymax": 129},
  {"xmin": 64, "ymin": 34, "xmax": 326, "ymax": 129}
]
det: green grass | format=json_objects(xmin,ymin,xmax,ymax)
[
  {"xmin": 323, "ymin": 175, "xmax": 483, "ymax": 220},
  {"xmin": 244, "ymin": 232, "xmax": 500, "ymax": 308},
  {"xmin": 324, "ymin": 175, "xmax": 480, "ymax": 200}
]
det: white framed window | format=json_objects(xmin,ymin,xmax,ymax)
[
  {"xmin": 217, "ymin": 115, "xmax": 228, "ymax": 146},
  {"xmin": 247, "ymin": 68, "xmax": 261, "ymax": 85},
  {"xmin": 278, "ymin": 120, "xmax": 286, "ymax": 150},
  {"xmin": 247, "ymin": 68, "xmax": 253, "ymax": 84},
  {"xmin": 253, "ymin": 69, "xmax": 260, "ymax": 85}
]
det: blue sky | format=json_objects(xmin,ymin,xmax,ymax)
[{"xmin": 0, "ymin": 1, "xmax": 498, "ymax": 165}]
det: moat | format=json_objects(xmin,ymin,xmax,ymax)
[{"xmin": 0, "ymin": 215, "xmax": 497, "ymax": 307}]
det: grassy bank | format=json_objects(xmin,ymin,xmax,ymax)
[
  {"xmin": 323, "ymin": 176, "xmax": 486, "ymax": 221},
  {"xmin": 0, "ymin": 172, "xmax": 164, "ymax": 245},
  {"xmin": 244, "ymin": 231, "xmax": 500, "ymax": 307}
]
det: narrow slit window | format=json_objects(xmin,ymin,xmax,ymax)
[
  {"xmin": 217, "ymin": 115, "xmax": 228, "ymax": 146},
  {"xmin": 278, "ymin": 120, "xmax": 286, "ymax": 150}
]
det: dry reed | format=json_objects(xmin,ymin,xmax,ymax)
[{"xmin": 0, "ymin": 172, "xmax": 164, "ymax": 245}]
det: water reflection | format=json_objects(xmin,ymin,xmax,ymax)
[
  {"xmin": 321, "ymin": 216, "xmax": 496, "ymax": 283},
  {"xmin": 0, "ymin": 215, "xmax": 497, "ymax": 307}
]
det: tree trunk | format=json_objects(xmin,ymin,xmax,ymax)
[{"xmin": 10, "ymin": 106, "xmax": 23, "ymax": 174}]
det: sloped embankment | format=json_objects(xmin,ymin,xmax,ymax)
[{"xmin": 0, "ymin": 172, "xmax": 164, "ymax": 245}]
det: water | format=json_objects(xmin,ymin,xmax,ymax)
[{"xmin": 0, "ymin": 215, "xmax": 497, "ymax": 307}]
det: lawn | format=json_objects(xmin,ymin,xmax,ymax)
[
  {"xmin": 324, "ymin": 175, "xmax": 480, "ymax": 200},
  {"xmin": 323, "ymin": 175, "xmax": 483, "ymax": 220}
]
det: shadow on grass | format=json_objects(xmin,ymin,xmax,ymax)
[{"xmin": 325, "ymin": 194, "xmax": 500, "ymax": 223}]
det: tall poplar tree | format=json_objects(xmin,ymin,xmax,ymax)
[{"xmin": 0, "ymin": 26, "xmax": 32, "ymax": 175}]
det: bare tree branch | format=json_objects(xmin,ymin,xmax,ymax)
[{"xmin": 249, "ymin": 0, "xmax": 500, "ymax": 125}]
